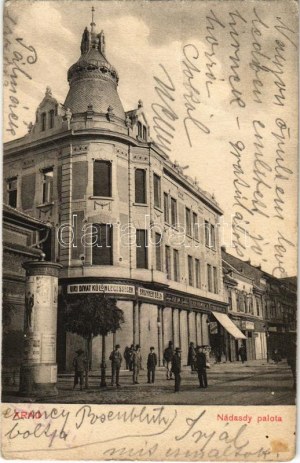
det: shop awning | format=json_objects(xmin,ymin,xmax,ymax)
[{"xmin": 212, "ymin": 312, "xmax": 246, "ymax": 339}]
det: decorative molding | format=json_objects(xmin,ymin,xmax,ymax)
[
  {"xmin": 22, "ymin": 159, "xmax": 35, "ymax": 169},
  {"xmin": 73, "ymin": 145, "xmax": 88, "ymax": 153},
  {"xmin": 93, "ymin": 200, "xmax": 112, "ymax": 211}
]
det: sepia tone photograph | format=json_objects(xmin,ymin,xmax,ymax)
[{"xmin": 1, "ymin": 0, "xmax": 298, "ymax": 460}]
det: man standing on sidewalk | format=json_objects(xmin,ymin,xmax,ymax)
[
  {"xmin": 132, "ymin": 344, "xmax": 142, "ymax": 384},
  {"xmin": 147, "ymin": 346, "xmax": 157, "ymax": 383},
  {"xmin": 109, "ymin": 344, "xmax": 122, "ymax": 387},
  {"xmin": 164, "ymin": 341, "xmax": 174, "ymax": 380},
  {"xmin": 73, "ymin": 349, "xmax": 87, "ymax": 391},
  {"xmin": 196, "ymin": 345, "xmax": 208, "ymax": 388},
  {"xmin": 171, "ymin": 347, "xmax": 182, "ymax": 392}
]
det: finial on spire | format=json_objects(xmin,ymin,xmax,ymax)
[{"xmin": 91, "ymin": 6, "xmax": 96, "ymax": 34}]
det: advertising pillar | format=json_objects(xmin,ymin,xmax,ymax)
[{"xmin": 19, "ymin": 260, "xmax": 62, "ymax": 397}]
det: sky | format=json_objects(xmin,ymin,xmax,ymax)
[{"xmin": 3, "ymin": 0, "xmax": 298, "ymax": 276}]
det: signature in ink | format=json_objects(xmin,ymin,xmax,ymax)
[{"xmin": 182, "ymin": 43, "xmax": 210, "ymax": 147}]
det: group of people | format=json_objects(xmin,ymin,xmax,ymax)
[
  {"xmin": 72, "ymin": 341, "xmax": 209, "ymax": 392},
  {"xmin": 164, "ymin": 341, "xmax": 209, "ymax": 392},
  {"xmin": 109, "ymin": 344, "xmax": 145, "ymax": 386}
]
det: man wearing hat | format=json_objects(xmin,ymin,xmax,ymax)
[
  {"xmin": 109, "ymin": 344, "xmax": 122, "ymax": 387},
  {"xmin": 171, "ymin": 347, "xmax": 182, "ymax": 392},
  {"xmin": 132, "ymin": 344, "xmax": 142, "ymax": 384},
  {"xmin": 73, "ymin": 348, "xmax": 87, "ymax": 391},
  {"xmin": 147, "ymin": 346, "xmax": 157, "ymax": 383},
  {"xmin": 195, "ymin": 345, "xmax": 208, "ymax": 388}
]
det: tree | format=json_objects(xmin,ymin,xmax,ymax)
[{"xmin": 63, "ymin": 293, "xmax": 124, "ymax": 388}]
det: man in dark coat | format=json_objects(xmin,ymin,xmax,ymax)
[
  {"xmin": 124, "ymin": 346, "xmax": 130, "ymax": 370},
  {"xmin": 73, "ymin": 349, "xmax": 87, "ymax": 391},
  {"xmin": 187, "ymin": 342, "xmax": 196, "ymax": 371},
  {"xmin": 109, "ymin": 344, "xmax": 122, "ymax": 387},
  {"xmin": 238, "ymin": 344, "xmax": 247, "ymax": 363},
  {"xmin": 196, "ymin": 345, "xmax": 208, "ymax": 388},
  {"xmin": 147, "ymin": 346, "xmax": 157, "ymax": 383},
  {"xmin": 163, "ymin": 341, "xmax": 174, "ymax": 380},
  {"xmin": 171, "ymin": 347, "xmax": 182, "ymax": 392}
]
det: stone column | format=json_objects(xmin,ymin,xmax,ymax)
[{"xmin": 19, "ymin": 260, "xmax": 62, "ymax": 397}]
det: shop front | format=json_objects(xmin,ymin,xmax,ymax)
[
  {"xmin": 58, "ymin": 279, "xmax": 228, "ymax": 371},
  {"xmin": 228, "ymin": 316, "xmax": 267, "ymax": 361}
]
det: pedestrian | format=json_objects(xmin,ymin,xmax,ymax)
[
  {"xmin": 124, "ymin": 346, "xmax": 130, "ymax": 370},
  {"xmin": 238, "ymin": 344, "xmax": 247, "ymax": 363},
  {"xmin": 132, "ymin": 344, "xmax": 142, "ymax": 384},
  {"xmin": 187, "ymin": 342, "xmax": 196, "ymax": 372},
  {"xmin": 147, "ymin": 346, "xmax": 157, "ymax": 383},
  {"xmin": 109, "ymin": 344, "xmax": 122, "ymax": 387},
  {"xmin": 129, "ymin": 344, "xmax": 135, "ymax": 371},
  {"xmin": 163, "ymin": 340, "xmax": 174, "ymax": 380},
  {"xmin": 171, "ymin": 347, "xmax": 182, "ymax": 392},
  {"xmin": 72, "ymin": 348, "xmax": 87, "ymax": 391},
  {"xmin": 195, "ymin": 345, "xmax": 208, "ymax": 388}
]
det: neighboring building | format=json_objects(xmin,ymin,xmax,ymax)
[
  {"xmin": 222, "ymin": 249, "xmax": 297, "ymax": 362},
  {"xmin": 3, "ymin": 19, "xmax": 230, "ymax": 371},
  {"xmin": 263, "ymin": 275, "xmax": 297, "ymax": 358},
  {"xmin": 222, "ymin": 250, "xmax": 267, "ymax": 361},
  {"xmin": 2, "ymin": 205, "xmax": 52, "ymax": 384}
]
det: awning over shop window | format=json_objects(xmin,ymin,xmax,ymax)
[{"xmin": 212, "ymin": 312, "xmax": 246, "ymax": 339}]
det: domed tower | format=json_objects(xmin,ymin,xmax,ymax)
[{"xmin": 64, "ymin": 7, "xmax": 126, "ymax": 131}]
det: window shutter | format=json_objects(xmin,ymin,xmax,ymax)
[
  {"xmin": 72, "ymin": 161, "xmax": 88, "ymax": 200},
  {"xmin": 21, "ymin": 174, "xmax": 36, "ymax": 209}
]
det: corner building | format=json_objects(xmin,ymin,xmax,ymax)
[{"xmin": 3, "ymin": 21, "xmax": 229, "ymax": 371}]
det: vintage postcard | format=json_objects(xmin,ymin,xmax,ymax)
[{"xmin": 1, "ymin": 0, "xmax": 298, "ymax": 460}]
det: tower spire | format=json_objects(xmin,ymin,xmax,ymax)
[{"xmin": 90, "ymin": 6, "xmax": 96, "ymax": 34}]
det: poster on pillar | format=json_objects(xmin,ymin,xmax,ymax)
[{"xmin": 1, "ymin": 0, "xmax": 297, "ymax": 460}]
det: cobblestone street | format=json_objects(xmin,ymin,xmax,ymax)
[{"xmin": 3, "ymin": 360, "xmax": 295, "ymax": 405}]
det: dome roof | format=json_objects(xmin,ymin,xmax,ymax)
[{"xmin": 64, "ymin": 22, "xmax": 125, "ymax": 120}]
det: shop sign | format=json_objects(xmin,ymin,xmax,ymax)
[
  {"xmin": 241, "ymin": 321, "xmax": 255, "ymax": 330},
  {"xmin": 67, "ymin": 284, "xmax": 135, "ymax": 295},
  {"xmin": 165, "ymin": 293, "xmax": 189, "ymax": 307},
  {"xmin": 189, "ymin": 298, "xmax": 209, "ymax": 310},
  {"xmin": 268, "ymin": 326, "xmax": 277, "ymax": 332},
  {"xmin": 137, "ymin": 287, "xmax": 164, "ymax": 301},
  {"xmin": 210, "ymin": 304, "xmax": 226, "ymax": 313},
  {"xmin": 209, "ymin": 321, "xmax": 218, "ymax": 334}
]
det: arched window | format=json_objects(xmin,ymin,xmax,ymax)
[
  {"xmin": 49, "ymin": 109, "xmax": 55, "ymax": 129},
  {"xmin": 41, "ymin": 112, "xmax": 46, "ymax": 131}
]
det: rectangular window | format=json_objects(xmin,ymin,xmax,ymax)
[
  {"xmin": 135, "ymin": 169, "xmax": 146, "ymax": 204},
  {"xmin": 173, "ymin": 249, "xmax": 180, "ymax": 282},
  {"xmin": 205, "ymin": 221, "xmax": 210, "ymax": 247},
  {"xmin": 153, "ymin": 173, "xmax": 161, "ymax": 208},
  {"xmin": 42, "ymin": 168, "xmax": 53, "ymax": 203},
  {"xmin": 143, "ymin": 125, "xmax": 147, "ymax": 140},
  {"xmin": 49, "ymin": 109, "xmax": 55, "ymax": 129},
  {"xmin": 164, "ymin": 193, "xmax": 169, "ymax": 223},
  {"xmin": 193, "ymin": 212, "xmax": 199, "ymax": 240},
  {"xmin": 137, "ymin": 122, "xmax": 143, "ymax": 138},
  {"xmin": 136, "ymin": 229, "xmax": 148, "ymax": 269},
  {"xmin": 165, "ymin": 245, "xmax": 171, "ymax": 279},
  {"xmin": 7, "ymin": 177, "xmax": 17, "ymax": 208},
  {"xmin": 210, "ymin": 224, "xmax": 216, "ymax": 249},
  {"xmin": 207, "ymin": 264, "xmax": 212, "ymax": 292},
  {"xmin": 92, "ymin": 223, "xmax": 113, "ymax": 265},
  {"xmin": 186, "ymin": 207, "xmax": 192, "ymax": 236},
  {"xmin": 188, "ymin": 255, "xmax": 194, "ymax": 286},
  {"xmin": 195, "ymin": 258, "xmax": 201, "ymax": 288},
  {"xmin": 41, "ymin": 112, "xmax": 46, "ymax": 131},
  {"xmin": 155, "ymin": 232, "xmax": 162, "ymax": 271},
  {"xmin": 171, "ymin": 197, "xmax": 177, "ymax": 227},
  {"xmin": 93, "ymin": 160, "xmax": 112, "ymax": 197},
  {"xmin": 213, "ymin": 266, "xmax": 218, "ymax": 293}
]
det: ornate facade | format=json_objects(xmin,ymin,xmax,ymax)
[{"xmin": 3, "ymin": 19, "xmax": 231, "ymax": 371}]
